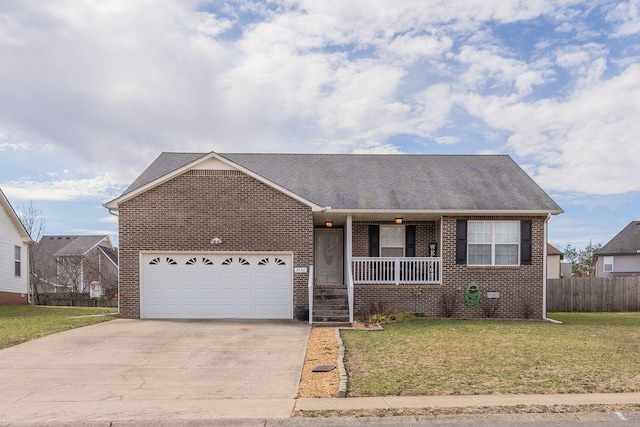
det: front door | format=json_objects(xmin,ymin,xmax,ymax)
[{"xmin": 315, "ymin": 229, "xmax": 344, "ymax": 285}]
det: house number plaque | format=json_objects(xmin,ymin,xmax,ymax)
[{"xmin": 294, "ymin": 267, "xmax": 308, "ymax": 273}]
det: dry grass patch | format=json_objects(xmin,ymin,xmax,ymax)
[
  {"xmin": 298, "ymin": 327, "xmax": 341, "ymax": 397},
  {"xmin": 294, "ymin": 404, "xmax": 640, "ymax": 418},
  {"xmin": 340, "ymin": 313, "xmax": 640, "ymax": 396}
]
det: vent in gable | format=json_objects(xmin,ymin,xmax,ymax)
[{"xmin": 191, "ymin": 157, "xmax": 239, "ymax": 171}]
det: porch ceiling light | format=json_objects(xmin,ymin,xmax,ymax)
[
  {"xmin": 395, "ymin": 217, "xmax": 403, "ymax": 224},
  {"xmin": 325, "ymin": 220, "xmax": 333, "ymax": 227}
]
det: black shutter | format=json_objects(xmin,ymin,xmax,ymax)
[
  {"xmin": 521, "ymin": 220, "xmax": 532, "ymax": 265},
  {"xmin": 405, "ymin": 225, "xmax": 416, "ymax": 257},
  {"xmin": 456, "ymin": 220, "xmax": 467, "ymax": 265},
  {"xmin": 369, "ymin": 225, "xmax": 380, "ymax": 257}
]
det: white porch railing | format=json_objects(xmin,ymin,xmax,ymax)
[{"xmin": 351, "ymin": 257, "xmax": 442, "ymax": 285}]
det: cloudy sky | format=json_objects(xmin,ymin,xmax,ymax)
[{"xmin": 1, "ymin": 0, "xmax": 639, "ymax": 249}]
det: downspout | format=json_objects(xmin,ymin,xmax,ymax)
[
  {"xmin": 542, "ymin": 214, "xmax": 560, "ymax": 323},
  {"xmin": 107, "ymin": 207, "xmax": 120, "ymax": 316}
]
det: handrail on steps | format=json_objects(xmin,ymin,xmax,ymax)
[
  {"xmin": 347, "ymin": 259, "xmax": 354, "ymax": 323},
  {"xmin": 308, "ymin": 265, "xmax": 314, "ymax": 325}
]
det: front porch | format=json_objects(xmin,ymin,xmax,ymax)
[
  {"xmin": 309, "ymin": 215, "xmax": 443, "ymax": 324},
  {"xmin": 309, "ymin": 256, "xmax": 443, "ymax": 324}
]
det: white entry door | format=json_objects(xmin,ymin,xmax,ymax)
[{"xmin": 140, "ymin": 252, "xmax": 293, "ymax": 319}]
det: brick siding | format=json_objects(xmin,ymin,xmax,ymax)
[
  {"xmin": 0, "ymin": 290, "xmax": 28, "ymax": 305},
  {"xmin": 352, "ymin": 216, "xmax": 547, "ymax": 320},
  {"xmin": 118, "ymin": 169, "xmax": 313, "ymax": 319}
]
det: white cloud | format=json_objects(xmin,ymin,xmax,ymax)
[
  {"xmin": 99, "ymin": 216, "xmax": 118, "ymax": 224},
  {"xmin": 0, "ymin": 142, "xmax": 29, "ymax": 150},
  {"xmin": 2, "ymin": 173, "xmax": 121, "ymax": 202},
  {"xmin": 464, "ymin": 64, "xmax": 640, "ymax": 195},
  {"xmin": 455, "ymin": 46, "xmax": 548, "ymax": 96},
  {"xmin": 0, "ymin": 0, "xmax": 634, "ymax": 203},
  {"xmin": 607, "ymin": 0, "xmax": 640, "ymax": 37},
  {"xmin": 350, "ymin": 143, "xmax": 405, "ymax": 154}
]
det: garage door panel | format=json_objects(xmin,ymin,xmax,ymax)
[
  {"xmin": 142, "ymin": 253, "xmax": 293, "ymax": 319},
  {"xmin": 255, "ymin": 305, "xmax": 273, "ymax": 316},
  {"xmin": 272, "ymin": 305, "xmax": 290, "ymax": 317},
  {"xmin": 254, "ymin": 288, "xmax": 271, "ymax": 299},
  {"xmin": 273, "ymin": 288, "xmax": 289, "ymax": 299},
  {"xmin": 200, "ymin": 288, "xmax": 218, "ymax": 298}
]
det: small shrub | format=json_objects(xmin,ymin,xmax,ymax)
[
  {"xmin": 482, "ymin": 298, "xmax": 500, "ymax": 318},
  {"xmin": 358, "ymin": 306, "xmax": 371, "ymax": 327},
  {"xmin": 376, "ymin": 312, "xmax": 416, "ymax": 324},
  {"xmin": 521, "ymin": 299, "xmax": 534, "ymax": 320},
  {"xmin": 441, "ymin": 289, "xmax": 457, "ymax": 317}
]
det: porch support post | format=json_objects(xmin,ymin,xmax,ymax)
[
  {"xmin": 346, "ymin": 215, "xmax": 354, "ymax": 323},
  {"xmin": 346, "ymin": 215, "xmax": 353, "ymax": 273}
]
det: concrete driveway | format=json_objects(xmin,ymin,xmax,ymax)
[{"xmin": 0, "ymin": 319, "xmax": 310, "ymax": 424}]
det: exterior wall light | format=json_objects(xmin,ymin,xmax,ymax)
[
  {"xmin": 395, "ymin": 217, "xmax": 403, "ymax": 224},
  {"xmin": 325, "ymin": 220, "xmax": 333, "ymax": 227},
  {"xmin": 210, "ymin": 237, "xmax": 222, "ymax": 245}
]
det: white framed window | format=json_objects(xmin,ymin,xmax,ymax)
[
  {"xmin": 14, "ymin": 246, "xmax": 21, "ymax": 277},
  {"xmin": 603, "ymin": 256, "xmax": 613, "ymax": 272},
  {"xmin": 380, "ymin": 225, "xmax": 404, "ymax": 257},
  {"xmin": 468, "ymin": 221, "xmax": 519, "ymax": 266}
]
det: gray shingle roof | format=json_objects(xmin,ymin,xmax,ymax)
[
  {"xmin": 36, "ymin": 235, "xmax": 110, "ymax": 257},
  {"xmin": 99, "ymin": 246, "xmax": 119, "ymax": 267},
  {"xmin": 122, "ymin": 152, "xmax": 208, "ymax": 195},
  {"xmin": 117, "ymin": 152, "xmax": 562, "ymax": 213},
  {"xmin": 597, "ymin": 221, "xmax": 640, "ymax": 255},
  {"xmin": 547, "ymin": 243, "xmax": 563, "ymax": 256},
  {"xmin": 34, "ymin": 235, "xmax": 112, "ymax": 281}
]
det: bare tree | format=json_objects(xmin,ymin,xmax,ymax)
[
  {"xmin": 56, "ymin": 254, "xmax": 88, "ymax": 304},
  {"xmin": 16, "ymin": 201, "xmax": 46, "ymax": 304},
  {"xmin": 99, "ymin": 260, "xmax": 118, "ymax": 299},
  {"xmin": 563, "ymin": 241, "xmax": 602, "ymax": 277},
  {"xmin": 82, "ymin": 248, "xmax": 118, "ymax": 299}
]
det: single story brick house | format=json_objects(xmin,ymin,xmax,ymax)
[{"xmin": 105, "ymin": 152, "xmax": 562, "ymax": 321}]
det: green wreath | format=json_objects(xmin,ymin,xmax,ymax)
[{"xmin": 465, "ymin": 283, "xmax": 481, "ymax": 308}]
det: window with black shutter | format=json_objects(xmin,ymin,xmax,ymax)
[
  {"xmin": 456, "ymin": 220, "xmax": 467, "ymax": 265},
  {"xmin": 520, "ymin": 220, "xmax": 532, "ymax": 265}
]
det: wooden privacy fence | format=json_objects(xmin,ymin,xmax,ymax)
[
  {"xmin": 36, "ymin": 293, "xmax": 118, "ymax": 308},
  {"xmin": 547, "ymin": 277, "xmax": 640, "ymax": 312}
]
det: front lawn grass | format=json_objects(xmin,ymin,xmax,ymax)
[
  {"xmin": 341, "ymin": 312, "xmax": 640, "ymax": 396},
  {"xmin": 0, "ymin": 305, "xmax": 117, "ymax": 350}
]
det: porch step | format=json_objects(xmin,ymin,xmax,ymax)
[
  {"xmin": 313, "ymin": 287, "xmax": 349, "ymax": 323},
  {"xmin": 312, "ymin": 312, "xmax": 350, "ymax": 323},
  {"xmin": 312, "ymin": 321, "xmax": 352, "ymax": 327}
]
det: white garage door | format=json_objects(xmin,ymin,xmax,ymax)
[{"xmin": 141, "ymin": 253, "xmax": 293, "ymax": 319}]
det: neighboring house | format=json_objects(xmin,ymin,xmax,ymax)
[
  {"xmin": 0, "ymin": 187, "xmax": 33, "ymax": 305},
  {"xmin": 105, "ymin": 152, "xmax": 562, "ymax": 321},
  {"xmin": 547, "ymin": 244, "xmax": 564, "ymax": 279},
  {"xmin": 595, "ymin": 221, "xmax": 640, "ymax": 278},
  {"xmin": 33, "ymin": 235, "xmax": 118, "ymax": 297}
]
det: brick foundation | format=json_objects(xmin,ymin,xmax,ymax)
[{"xmin": 0, "ymin": 290, "xmax": 29, "ymax": 305}]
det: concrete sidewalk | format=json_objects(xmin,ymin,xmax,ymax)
[
  {"xmin": 295, "ymin": 392, "xmax": 640, "ymax": 412},
  {"xmin": 1, "ymin": 394, "xmax": 638, "ymax": 426}
]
